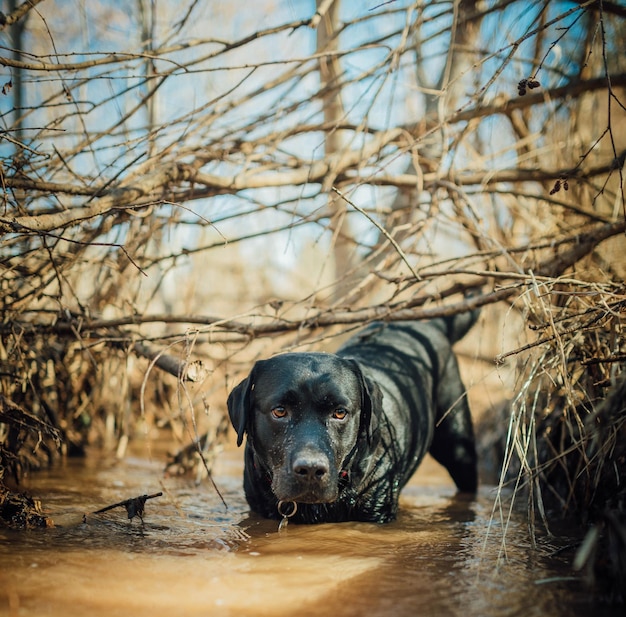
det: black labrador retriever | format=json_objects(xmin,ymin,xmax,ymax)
[{"xmin": 227, "ymin": 312, "xmax": 478, "ymax": 524}]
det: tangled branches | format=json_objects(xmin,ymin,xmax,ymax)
[{"xmin": 0, "ymin": 6, "xmax": 625, "ymax": 597}]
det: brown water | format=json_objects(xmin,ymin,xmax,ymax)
[{"xmin": 0, "ymin": 448, "xmax": 618, "ymax": 617}]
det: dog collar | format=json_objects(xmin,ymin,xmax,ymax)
[{"xmin": 277, "ymin": 500, "xmax": 298, "ymax": 531}]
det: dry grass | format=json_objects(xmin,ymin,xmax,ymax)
[{"xmin": 482, "ymin": 275, "xmax": 625, "ymax": 601}]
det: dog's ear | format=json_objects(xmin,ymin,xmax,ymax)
[
  {"xmin": 346, "ymin": 360, "xmax": 383, "ymax": 445},
  {"xmin": 227, "ymin": 369, "xmax": 256, "ymax": 447}
]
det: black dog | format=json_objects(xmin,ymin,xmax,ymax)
[{"xmin": 227, "ymin": 312, "xmax": 478, "ymax": 524}]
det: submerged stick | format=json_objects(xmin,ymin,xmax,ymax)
[{"xmin": 92, "ymin": 491, "xmax": 163, "ymax": 522}]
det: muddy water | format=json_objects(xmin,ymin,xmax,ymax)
[{"xmin": 0, "ymin": 448, "xmax": 618, "ymax": 617}]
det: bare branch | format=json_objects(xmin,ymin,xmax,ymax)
[
  {"xmin": 0, "ymin": 0, "xmax": 46, "ymax": 31},
  {"xmin": 132, "ymin": 341, "xmax": 208, "ymax": 382},
  {"xmin": 450, "ymin": 73, "xmax": 626, "ymax": 124}
]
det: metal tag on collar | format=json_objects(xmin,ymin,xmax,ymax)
[{"xmin": 277, "ymin": 500, "xmax": 298, "ymax": 531}]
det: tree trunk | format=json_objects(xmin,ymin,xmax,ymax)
[{"xmin": 316, "ymin": 0, "xmax": 355, "ymax": 301}]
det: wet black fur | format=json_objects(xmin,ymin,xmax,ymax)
[{"xmin": 227, "ymin": 313, "xmax": 479, "ymax": 524}]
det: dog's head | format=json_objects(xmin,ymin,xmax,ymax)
[{"xmin": 227, "ymin": 352, "xmax": 381, "ymax": 505}]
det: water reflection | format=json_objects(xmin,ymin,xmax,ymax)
[{"xmin": 0, "ymin": 450, "xmax": 618, "ymax": 617}]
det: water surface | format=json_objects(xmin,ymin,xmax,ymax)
[{"xmin": 0, "ymin": 448, "xmax": 616, "ymax": 617}]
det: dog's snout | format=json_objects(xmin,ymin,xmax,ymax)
[{"xmin": 292, "ymin": 454, "xmax": 329, "ymax": 481}]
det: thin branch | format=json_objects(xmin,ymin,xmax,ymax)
[
  {"xmin": 449, "ymin": 73, "xmax": 626, "ymax": 124},
  {"xmin": 0, "ymin": 0, "xmax": 46, "ymax": 30},
  {"xmin": 132, "ymin": 341, "xmax": 208, "ymax": 382}
]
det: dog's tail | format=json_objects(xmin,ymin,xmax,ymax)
[{"xmin": 437, "ymin": 293, "xmax": 481, "ymax": 343}]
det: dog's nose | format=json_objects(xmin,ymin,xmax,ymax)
[{"xmin": 292, "ymin": 455, "xmax": 329, "ymax": 481}]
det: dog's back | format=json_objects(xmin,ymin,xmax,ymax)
[{"xmin": 337, "ymin": 312, "xmax": 478, "ymax": 495}]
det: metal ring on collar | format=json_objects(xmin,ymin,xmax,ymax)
[{"xmin": 277, "ymin": 500, "xmax": 298, "ymax": 518}]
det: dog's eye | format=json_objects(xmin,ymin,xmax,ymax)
[
  {"xmin": 332, "ymin": 408, "xmax": 348, "ymax": 420},
  {"xmin": 270, "ymin": 406, "xmax": 288, "ymax": 419}
]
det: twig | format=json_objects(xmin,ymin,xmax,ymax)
[
  {"xmin": 92, "ymin": 492, "xmax": 163, "ymax": 522},
  {"xmin": 332, "ymin": 186, "xmax": 420, "ymax": 281},
  {"xmin": 132, "ymin": 341, "xmax": 208, "ymax": 382},
  {"xmin": 0, "ymin": 0, "xmax": 46, "ymax": 30}
]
